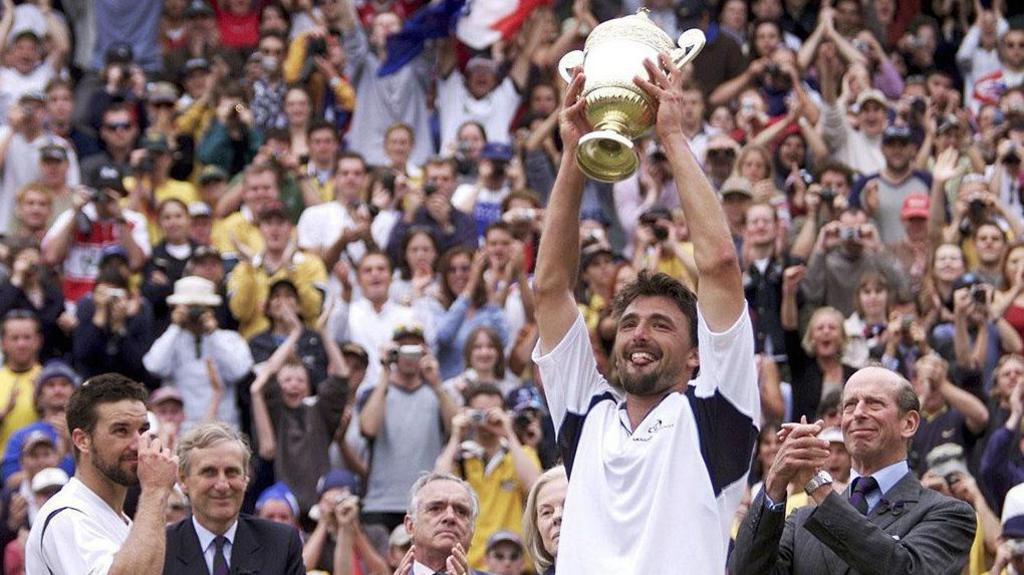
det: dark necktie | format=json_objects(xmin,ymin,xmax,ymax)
[
  {"xmin": 212, "ymin": 535, "xmax": 229, "ymax": 575},
  {"xmin": 849, "ymin": 476, "xmax": 879, "ymax": 515}
]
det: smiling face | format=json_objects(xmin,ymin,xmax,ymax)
[
  {"xmin": 468, "ymin": 331, "xmax": 500, "ymax": 374},
  {"xmin": 808, "ymin": 308, "xmax": 844, "ymax": 358},
  {"xmin": 744, "ymin": 203, "xmax": 777, "ymax": 248},
  {"xmin": 16, "ymin": 190, "xmax": 52, "ymax": 232},
  {"xmin": 158, "ymin": 201, "xmax": 191, "ymax": 245},
  {"xmin": 358, "ymin": 253, "xmax": 392, "ymax": 304},
  {"xmin": 840, "ymin": 368, "xmax": 919, "ymax": 473},
  {"xmin": 405, "ymin": 232, "xmax": 437, "ymax": 275},
  {"xmin": 975, "ymin": 224, "xmax": 1006, "ymax": 265},
  {"xmin": 857, "ymin": 280, "xmax": 889, "ymax": 320},
  {"xmin": 612, "ymin": 296, "xmax": 699, "ymax": 398},
  {"xmin": 405, "ymin": 479, "xmax": 475, "ymax": 558},
  {"xmin": 180, "ymin": 440, "xmax": 249, "ymax": 531},
  {"xmin": 278, "ymin": 363, "xmax": 310, "ymax": 408},
  {"xmin": 933, "ymin": 244, "xmax": 966, "ymax": 284}
]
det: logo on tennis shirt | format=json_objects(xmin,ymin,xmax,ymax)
[{"xmin": 632, "ymin": 418, "xmax": 675, "ymax": 442}]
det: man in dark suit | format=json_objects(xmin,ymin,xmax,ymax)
[
  {"xmin": 730, "ymin": 366, "xmax": 976, "ymax": 575},
  {"xmin": 163, "ymin": 422, "xmax": 304, "ymax": 575}
]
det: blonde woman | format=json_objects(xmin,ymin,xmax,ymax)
[{"xmin": 522, "ymin": 466, "xmax": 567, "ymax": 575}]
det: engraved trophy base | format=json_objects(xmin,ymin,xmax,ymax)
[{"xmin": 576, "ymin": 86, "xmax": 651, "ymax": 183}]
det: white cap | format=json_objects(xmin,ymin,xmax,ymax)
[{"xmin": 31, "ymin": 467, "xmax": 69, "ymax": 493}]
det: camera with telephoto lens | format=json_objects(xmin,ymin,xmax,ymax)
[
  {"xmin": 423, "ymin": 182, "xmax": 438, "ymax": 197},
  {"xmin": 819, "ymin": 187, "xmax": 837, "ymax": 207},
  {"xmin": 968, "ymin": 198, "xmax": 987, "ymax": 218}
]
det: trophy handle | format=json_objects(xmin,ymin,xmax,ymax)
[
  {"xmin": 558, "ymin": 50, "xmax": 585, "ymax": 83},
  {"xmin": 670, "ymin": 29, "xmax": 706, "ymax": 68}
]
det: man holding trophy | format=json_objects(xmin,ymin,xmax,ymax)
[{"xmin": 531, "ymin": 27, "xmax": 761, "ymax": 575}]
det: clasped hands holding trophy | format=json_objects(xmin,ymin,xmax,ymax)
[{"xmin": 558, "ymin": 10, "xmax": 706, "ymax": 182}]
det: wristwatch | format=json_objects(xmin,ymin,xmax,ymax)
[{"xmin": 804, "ymin": 470, "xmax": 833, "ymax": 495}]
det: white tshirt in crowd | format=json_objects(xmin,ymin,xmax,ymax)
[
  {"xmin": 25, "ymin": 477, "xmax": 132, "ymax": 575},
  {"xmin": 532, "ymin": 305, "xmax": 760, "ymax": 575},
  {"xmin": 436, "ymin": 72, "xmax": 520, "ymax": 153}
]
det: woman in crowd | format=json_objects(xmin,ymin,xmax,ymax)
[
  {"xmin": 523, "ymin": 465, "xmax": 567, "ymax": 575},
  {"xmin": 442, "ymin": 325, "xmax": 519, "ymax": 404},
  {"xmin": 284, "ymin": 87, "xmax": 313, "ymax": 162},
  {"xmin": 842, "ymin": 270, "xmax": 893, "ymax": 368},
  {"xmin": 390, "ymin": 226, "xmax": 439, "ymax": 307},
  {"xmin": 0, "ymin": 241, "xmax": 69, "ymax": 362},
  {"xmin": 141, "ymin": 199, "xmax": 197, "ymax": 334}
]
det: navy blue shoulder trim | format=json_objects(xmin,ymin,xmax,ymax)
[
  {"xmin": 558, "ymin": 391, "xmax": 617, "ymax": 479},
  {"xmin": 686, "ymin": 388, "xmax": 758, "ymax": 496}
]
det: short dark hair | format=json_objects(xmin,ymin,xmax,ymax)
[
  {"xmin": 1, "ymin": 310, "xmax": 41, "ymax": 339},
  {"xmin": 611, "ymin": 271, "xmax": 698, "ymax": 342},
  {"xmin": 66, "ymin": 374, "xmax": 148, "ymax": 457},
  {"xmin": 464, "ymin": 382, "xmax": 504, "ymax": 405},
  {"xmin": 307, "ymin": 119, "xmax": 337, "ymax": 139},
  {"xmin": 338, "ymin": 151, "xmax": 367, "ymax": 171},
  {"xmin": 815, "ymin": 161, "xmax": 855, "ymax": 187}
]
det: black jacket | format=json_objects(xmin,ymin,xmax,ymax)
[{"xmin": 162, "ymin": 514, "xmax": 304, "ymax": 575}]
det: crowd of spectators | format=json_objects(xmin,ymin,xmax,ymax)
[{"xmin": 2, "ymin": 0, "xmax": 1024, "ymax": 572}]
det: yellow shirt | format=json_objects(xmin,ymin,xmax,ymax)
[
  {"xmin": 122, "ymin": 178, "xmax": 200, "ymax": 243},
  {"xmin": 458, "ymin": 446, "xmax": 541, "ymax": 571},
  {"xmin": 226, "ymin": 251, "xmax": 328, "ymax": 338},
  {"xmin": 0, "ymin": 364, "xmax": 42, "ymax": 454},
  {"xmin": 211, "ymin": 210, "xmax": 264, "ymax": 258}
]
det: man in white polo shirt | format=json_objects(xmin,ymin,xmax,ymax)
[
  {"xmin": 25, "ymin": 373, "xmax": 178, "ymax": 574},
  {"xmin": 531, "ymin": 60, "xmax": 760, "ymax": 573}
]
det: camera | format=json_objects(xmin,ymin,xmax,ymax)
[
  {"xmin": 307, "ymin": 36, "xmax": 327, "ymax": 57},
  {"xmin": 900, "ymin": 314, "xmax": 915, "ymax": 332},
  {"xmin": 1008, "ymin": 539, "xmax": 1024, "ymax": 558},
  {"xmin": 423, "ymin": 182, "xmax": 438, "ymax": 197},
  {"xmin": 380, "ymin": 171, "xmax": 397, "ymax": 194},
  {"xmin": 1004, "ymin": 143, "xmax": 1021, "ymax": 165},
  {"xmin": 134, "ymin": 152, "xmax": 154, "ymax": 174},
  {"xmin": 106, "ymin": 288, "xmax": 127, "ymax": 300},
  {"xmin": 968, "ymin": 198, "xmax": 987, "ymax": 217},
  {"xmin": 387, "ymin": 344, "xmax": 424, "ymax": 364},
  {"xmin": 819, "ymin": 187, "xmax": 837, "ymax": 207},
  {"xmin": 971, "ymin": 284, "xmax": 988, "ymax": 304},
  {"xmin": 853, "ymin": 39, "xmax": 870, "ymax": 53},
  {"xmin": 840, "ymin": 227, "xmax": 860, "ymax": 242},
  {"xmin": 469, "ymin": 410, "xmax": 488, "ymax": 426}
]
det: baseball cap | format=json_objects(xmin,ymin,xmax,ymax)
[
  {"xmin": 88, "ymin": 163, "xmax": 127, "ymax": 195},
  {"xmin": 580, "ymin": 241, "xmax": 614, "ymax": 270},
  {"xmin": 198, "ymin": 165, "xmax": 228, "ymax": 185},
  {"xmin": 11, "ymin": 28, "xmax": 42, "ymax": 44},
  {"xmin": 392, "ymin": 323, "xmax": 427, "ymax": 342},
  {"xmin": 389, "ymin": 525, "xmax": 412, "ymax": 548},
  {"xmin": 141, "ymin": 133, "xmax": 171, "ymax": 154},
  {"xmin": 147, "ymin": 82, "xmax": 179, "ymax": 105},
  {"xmin": 183, "ymin": 58, "xmax": 211, "ymax": 75},
  {"xmin": 185, "ymin": 0, "xmax": 215, "ymax": 18},
  {"xmin": 854, "ymin": 89, "xmax": 889, "ymax": 110},
  {"xmin": 18, "ymin": 90, "xmax": 46, "ymax": 104},
  {"xmin": 149, "ymin": 386, "xmax": 184, "ymax": 407},
  {"xmin": 926, "ymin": 443, "xmax": 969, "ymax": 479},
  {"xmin": 39, "ymin": 144, "xmax": 68, "ymax": 163},
  {"xmin": 317, "ymin": 469, "xmax": 360, "ymax": 497},
  {"xmin": 188, "ymin": 245, "xmax": 221, "ymax": 265},
  {"xmin": 105, "ymin": 42, "xmax": 134, "ymax": 65},
  {"xmin": 257, "ymin": 200, "xmax": 289, "ymax": 223},
  {"xmin": 466, "ymin": 56, "xmax": 499, "ymax": 74},
  {"xmin": 882, "ymin": 124, "xmax": 914, "ymax": 144},
  {"xmin": 506, "ymin": 385, "xmax": 546, "ymax": 414},
  {"xmin": 900, "ymin": 194, "xmax": 930, "ymax": 220},
  {"xmin": 720, "ymin": 176, "xmax": 754, "ymax": 199},
  {"xmin": 341, "ymin": 342, "xmax": 370, "ymax": 365},
  {"xmin": 22, "ymin": 430, "xmax": 56, "ymax": 454},
  {"xmin": 36, "ymin": 360, "xmax": 81, "ymax": 392},
  {"xmin": 99, "ymin": 244, "xmax": 129, "ymax": 265},
  {"xmin": 818, "ymin": 427, "xmax": 844, "ymax": 444},
  {"xmin": 1003, "ymin": 483, "xmax": 1024, "ymax": 539},
  {"xmin": 480, "ymin": 142, "xmax": 513, "ymax": 162},
  {"xmin": 31, "ymin": 467, "xmax": 69, "ymax": 493},
  {"xmin": 255, "ymin": 482, "xmax": 300, "ymax": 517},
  {"xmin": 188, "ymin": 201, "xmax": 213, "ymax": 219},
  {"xmin": 486, "ymin": 531, "xmax": 524, "ymax": 552}
]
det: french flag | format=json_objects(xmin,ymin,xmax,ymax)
[
  {"xmin": 456, "ymin": 0, "xmax": 552, "ymax": 50},
  {"xmin": 378, "ymin": 0, "xmax": 468, "ymax": 76}
]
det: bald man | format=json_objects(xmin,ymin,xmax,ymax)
[{"xmin": 731, "ymin": 367, "xmax": 976, "ymax": 575}]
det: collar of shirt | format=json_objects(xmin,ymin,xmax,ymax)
[
  {"xmin": 849, "ymin": 459, "xmax": 909, "ymax": 512},
  {"xmin": 193, "ymin": 515, "xmax": 239, "ymax": 559},
  {"xmin": 412, "ymin": 560, "xmax": 443, "ymax": 575}
]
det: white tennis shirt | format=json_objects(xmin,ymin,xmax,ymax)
[{"xmin": 532, "ymin": 306, "xmax": 760, "ymax": 574}]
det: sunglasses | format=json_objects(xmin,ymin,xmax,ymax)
[
  {"xmin": 448, "ymin": 264, "xmax": 471, "ymax": 273},
  {"xmin": 707, "ymin": 148, "xmax": 736, "ymax": 158},
  {"xmin": 490, "ymin": 551, "xmax": 522, "ymax": 561},
  {"xmin": 104, "ymin": 122, "xmax": 134, "ymax": 132},
  {"xmin": 150, "ymin": 101, "xmax": 175, "ymax": 109}
]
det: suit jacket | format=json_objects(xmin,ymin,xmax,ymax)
[
  {"xmin": 162, "ymin": 514, "xmax": 305, "ymax": 575},
  {"xmin": 729, "ymin": 472, "xmax": 976, "ymax": 575}
]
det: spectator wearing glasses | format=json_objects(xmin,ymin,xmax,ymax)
[{"xmin": 81, "ymin": 103, "xmax": 139, "ymax": 177}]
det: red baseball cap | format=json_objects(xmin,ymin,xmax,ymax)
[{"xmin": 901, "ymin": 194, "xmax": 930, "ymax": 220}]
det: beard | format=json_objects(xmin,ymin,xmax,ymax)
[
  {"xmin": 620, "ymin": 369, "xmax": 665, "ymax": 396},
  {"xmin": 92, "ymin": 449, "xmax": 138, "ymax": 487}
]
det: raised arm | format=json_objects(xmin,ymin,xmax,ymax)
[
  {"xmin": 636, "ymin": 54, "xmax": 743, "ymax": 331},
  {"xmin": 534, "ymin": 71, "xmax": 590, "ymax": 353}
]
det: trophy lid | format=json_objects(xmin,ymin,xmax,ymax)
[{"xmin": 584, "ymin": 9, "xmax": 677, "ymax": 52}]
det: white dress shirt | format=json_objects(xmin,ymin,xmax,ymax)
[{"xmin": 193, "ymin": 516, "xmax": 238, "ymax": 575}]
